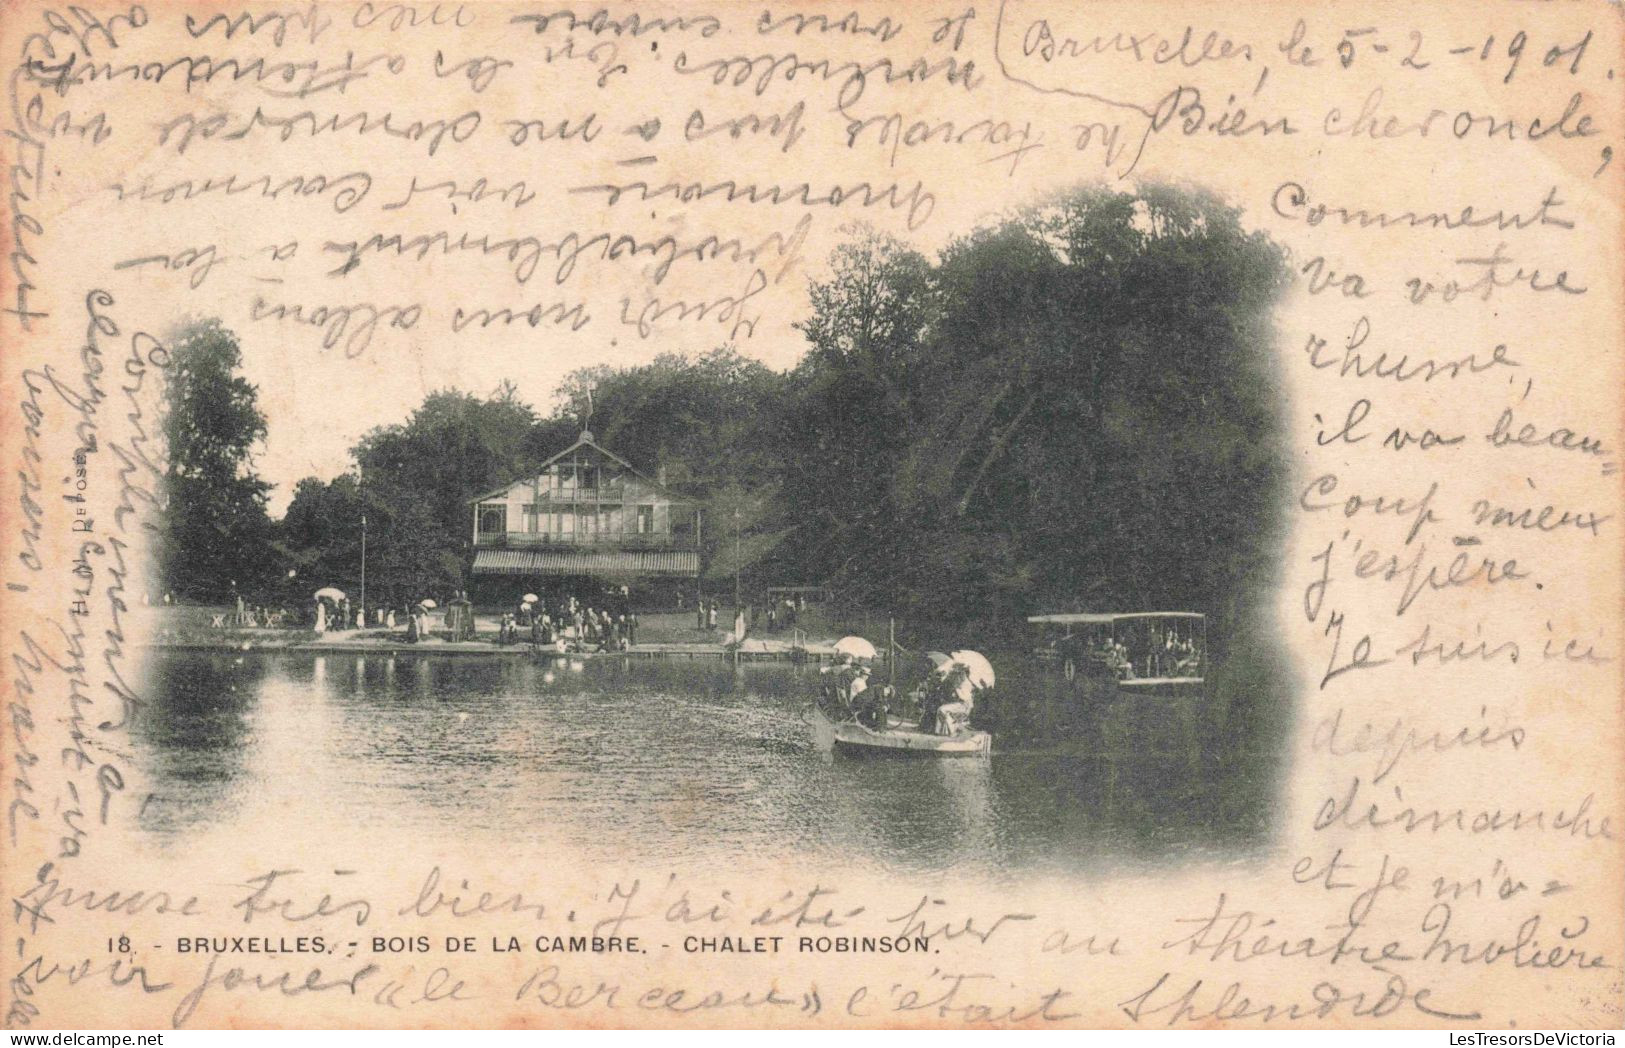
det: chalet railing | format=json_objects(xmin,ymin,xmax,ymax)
[
  {"xmin": 517, "ymin": 481, "xmax": 631, "ymax": 503},
  {"xmin": 474, "ymin": 531, "xmax": 694, "ymax": 550}
]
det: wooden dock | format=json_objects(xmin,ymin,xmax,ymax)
[{"xmin": 147, "ymin": 634, "xmax": 848, "ymax": 663}]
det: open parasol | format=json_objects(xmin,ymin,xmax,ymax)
[
  {"xmin": 416, "ymin": 598, "xmax": 437, "ymax": 610},
  {"xmin": 947, "ymin": 649, "xmax": 995, "ymax": 691},
  {"xmin": 313, "ymin": 587, "xmax": 345, "ymax": 602},
  {"xmin": 833, "ymin": 635, "xmax": 878, "ymax": 660}
]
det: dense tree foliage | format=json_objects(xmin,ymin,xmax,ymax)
[
  {"xmin": 772, "ymin": 228, "xmax": 932, "ymax": 593},
  {"xmin": 778, "ymin": 187, "xmax": 1290, "ymax": 644},
  {"xmin": 354, "ymin": 387, "xmax": 542, "ymax": 545},
  {"xmin": 157, "ymin": 319, "xmax": 275, "ymax": 600}
]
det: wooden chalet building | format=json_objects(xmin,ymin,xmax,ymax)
[{"xmin": 468, "ymin": 430, "xmax": 699, "ymax": 607}]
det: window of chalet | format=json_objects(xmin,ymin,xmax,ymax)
[
  {"xmin": 478, "ymin": 505, "xmax": 507, "ymax": 534},
  {"xmin": 636, "ymin": 505, "xmax": 654, "ymax": 534}
]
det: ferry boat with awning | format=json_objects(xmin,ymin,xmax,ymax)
[{"xmin": 1028, "ymin": 611, "xmax": 1207, "ymax": 696}]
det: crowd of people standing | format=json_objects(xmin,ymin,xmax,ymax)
[
  {"xmin": 252, "ymin": 585, "xmax": 826, "ymax": 651},
  {"xmin": 497, "ymin": 595, "xmax": 640, "ymax": 652}
]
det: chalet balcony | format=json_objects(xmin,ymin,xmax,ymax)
[
  {"xmin": 474, "ymin": 530, "xmax": 694, "ymax": 550},
  {"xmin": 516, "ymin": 483, "xmax": 631, "ymax": 505}
]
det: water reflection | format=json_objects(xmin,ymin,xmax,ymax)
[
  {"xmin": 130, "ymin": 652, "xmax": 1273, "ymax": 876},
  {"xmin": 136, "ymin": 654, "xmax": 264, "ymax": 833}
]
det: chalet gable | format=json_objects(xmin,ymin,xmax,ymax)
[{"xmin": 468, "ymin": 431, "xmax": 690, "ymax": 506}]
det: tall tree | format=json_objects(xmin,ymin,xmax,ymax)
[
  {"xmin": 776, "ymin": 225, "xmax": 933, "ymax": 597},
  {"xmin": 280, "ymin": 471, "xmax": 461, "ymax": 607},
  {"xmin": 158, "ymin": 319, "xmax": 275, "ymax": 600},
  {"xmin": 354, "ymin": 388, "xmax": 543, "ymax": 549}
]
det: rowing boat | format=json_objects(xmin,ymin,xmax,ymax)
[{"xmin": 809, "ymin": 706, "xmax": 991, "ymax": 757}]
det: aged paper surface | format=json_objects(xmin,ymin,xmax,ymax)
[{"xmin": 1, "ymin": 0, "xmax": 1622, "ymax": 1030}]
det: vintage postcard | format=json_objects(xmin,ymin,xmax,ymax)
[{"xmin": 1, "ymin": 0, "xmax": 1621, "ymax": 1031}]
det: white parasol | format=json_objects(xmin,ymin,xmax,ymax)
[
  {"xmin": 522, "ymin": 593, "xmax": 540, "ymax": 603},
  {"xmin": 833, "ymin": 636, "xmax": 878, "ymax": 660},
  {"xmin": 416, "ymin": 599, "xmax": 437, "ymax": 610},
  {"xmin": 946, "ymin": 649, "xmax": 995, "ymax": 691},
  {"xmin": 313, "ymin": 587, "xmax": 345, "ymax": 601}
]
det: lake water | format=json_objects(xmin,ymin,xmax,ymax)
[{"xmin": 131, "ymin": 651, "xmax": 1277, "ymax": 879}]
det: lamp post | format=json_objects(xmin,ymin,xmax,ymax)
[
  {"xmin": 360, "ymin": 512, "xmax": 367, "ymax": 627},
  {"xmin": 732, "ymin": 506, "xmax": 742, "ymax": 668}
]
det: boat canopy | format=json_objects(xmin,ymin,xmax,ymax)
[{"xmin": 1029, "ymin": 611, "xmax": 1208, "ymax": 685}]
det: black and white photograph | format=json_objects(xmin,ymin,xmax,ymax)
[
  {"xmin": 130, "ymin": 186, "xmax": 1290, "ymax": 877},
  {"xmin": 2, "ymin": 0, "xmax": 1620, "ymax": 1034}
]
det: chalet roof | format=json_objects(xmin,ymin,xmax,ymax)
[
  {"xmin": 468, "ymin": 431, "xmax": 691, "ymax": 505},
  {"xmin": 538, "ymin": 429, "xmax": 642, "ymax": 476}
]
